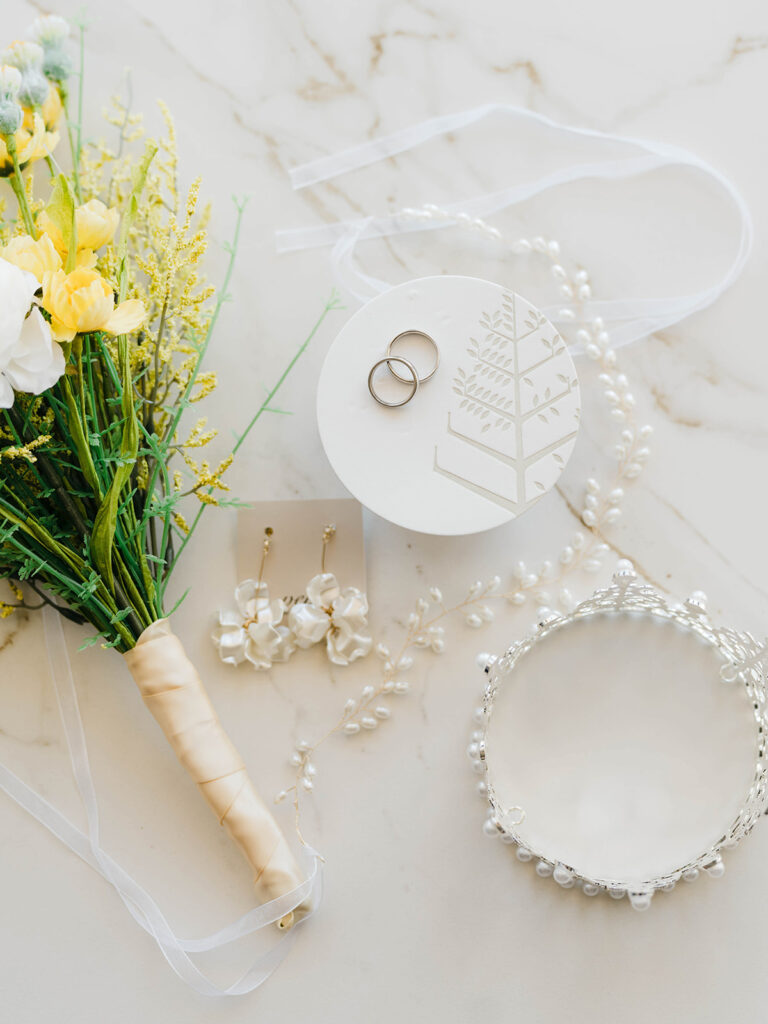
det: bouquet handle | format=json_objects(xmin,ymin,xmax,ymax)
[{"xmin": 124, "ymin": 619, "xmax": 308, "ymax": 929}]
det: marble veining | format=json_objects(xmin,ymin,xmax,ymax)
[{"xmin": 1, "ymin": 0, "xmax": 768, "ymax": 1020}]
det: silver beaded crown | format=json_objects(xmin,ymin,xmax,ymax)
[{"xmin": 469, "ymin": 567, "xmax": 768, "ymax": 910}]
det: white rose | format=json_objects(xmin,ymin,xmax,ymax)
[{"xmin": 0, "ymin": 257, "xmax": 64, "ymax": 408}]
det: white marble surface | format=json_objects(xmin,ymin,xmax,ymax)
[{"xmin": 2, "ymin": 0, "xmax": 768, "ymax": 1019}]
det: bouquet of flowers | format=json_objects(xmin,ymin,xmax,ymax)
[{"xmin": 0, "ymin": 15, "xmax": 333, "ymax": 928}]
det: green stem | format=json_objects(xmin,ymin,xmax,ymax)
[
  {"xmin": 5, "ymin": 137, "xmax": 37, "ymax": 237},
  {"xmin": 61, "ymin": 90, "xmax": 83, "ymax": 203}
]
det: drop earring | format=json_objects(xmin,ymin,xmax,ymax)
[
  {"xmin": 212, "ymin": 527, "xmax": 296, "ymax": 669},
  {"xmin": 289, "ymin": 524, "xmax": 373, "ymax": 666}
]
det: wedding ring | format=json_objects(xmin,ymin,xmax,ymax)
[
  {"xmin": 386, "ymin": 330, "xmax": 439, "ymax": 384},
  {"xmin": 368, "ymin": 356, "xmax": 419, "ymax": 407}
]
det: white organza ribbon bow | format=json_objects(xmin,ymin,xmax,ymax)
[{"xmin": 277, "ymin": 103, "xmax": 752, "ymax": 352}]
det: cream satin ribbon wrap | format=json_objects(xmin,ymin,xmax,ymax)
[{"xmin": 124, "ymin": 618, "xmax": 308, "ymax": 928}]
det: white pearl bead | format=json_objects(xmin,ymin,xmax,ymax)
[
  {"xmin": 705, "ymin": 859, "xmax": 725, "ymax": 878},
  {"xmin": 535, "ymin": 860, "xmax": 553, "ymax": 877},
  {"xmin": 500, "ymin": 833, "xmax": 517, "ymax": 845},
  {"xmin": 361, "ymin": 685, "xmax": 374, "ymax": 700},
  {"xmin": 482, "ymin": 817, "xmax": 500, "ymax": 837},
  {"xmin": 289, "ymin": 753, "xmax": 303, "ymax": 766},
  {"xmin": 301, "ymin": 777, "xmax": 314, "ymax": 792},
  {"xmin": 629, "ymin": 892, "xmax": 652, "ymax": 911},
  {"xmin": 467, "ymin": 742, "xmax": 480, "ymax": 759},
  {"xmin": 516, "ymin": 847, "xmax": 533, "ymax": 862},
  {"xmin": 394, "ymin": 680, "xmax": 409, "ymax": 694},
  {"xmin": 532, "ymin": 236, "xmax": 547, "ymax": 252},
  {"xmin": 296, "ymin": 740, "xmax": 310, "ymax": 753},
  {"xmin": 512, "ymin": 238, "xmax": 532, "ymax": 254},
  {"xmin": 343, "ymin": 722, "xmax": 360, "ymax": 735},
  {"xmin": 361, "ymin": 716, "xmax": 377, "ymax": 730},
  {"xmin": 560, "ymin": 283, "xmax": 574, "ymax": 299},
  {"xmin": 660, "ymin": 880, "xmax": 676, "ymax": 893},
  {"xmin": 476, "ymin": 652, "xmax": 495, "ymax": 670},
  {"xmin": 682, "ymin": 868, "xmax": 699, "ymax": 883},
  {"xmin": 551, "ymin": 264, "xmax": 567, "ymax": 281},
  {"xmin": 578, "ymin": 284, "xmax": 592, "ymax": 300},
  {"xmin": 553, "ymin": 863, "xmax": 573, "ymax": 886},
  {"xmin": 582, "ymin": 882, "xmax": 600, "ymax": 897},
  {"xmin": 608, "ymin": 888, "xmax": 626, "ymax": 900},
  {"xmin": 477, "ymin": 781, "xmax": 488, "ymax": 796},
  {"xmin": 547, "ymin": 240, "xmax": 560, "ymax": 258},
  {"xmin": 472, "ymin": 758, "xmax": 485, "ymax": 773},
  {"xmin": 374, "ymin": 706, "xmax": 391, "ymax": 720},
  {"xmin": 473, "ymin": 706, "xmax": 485, "ymax": 723},
  {"xmin": 306, "ymin": 763, "xmax": 317, "ymax": 776}
]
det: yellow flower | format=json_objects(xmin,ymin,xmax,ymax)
[
  {"xmin": 0, "ymin": 234, "xmax": 94, "ymax": 282},
  {"xmin": 42, "ymin": 268, "xmax": 146, "ymax": 343},
  {"xmin": 22, "ymin": 83, "xmax": 63, "ymax": 132},
  {"xmin": 0, "ymin": 116, "xmax": 56, "ymax": 176},
  {"xmin": 0, "ymin": 233, "xmax": 61, "ymax": 281},
  {"xmin": 38, "ymin": 199, "xmax": 119, "ymax": 254}
]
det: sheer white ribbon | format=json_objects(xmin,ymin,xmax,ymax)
[
  {"xmin": 276, "ymin": 103, "xmax": 752, "ymax": 349},
  {"xmin": 0, "ymin": 606, "xmax": 321, "ymax": 997}
]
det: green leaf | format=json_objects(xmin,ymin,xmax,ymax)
[
  {"xmin": 45, "ymin": 175, "xmax": 78, "ymax": 272},
  {"xmin": 63, "ymin": 377, "xmax": 102, "ymax": 498},
  {"xmin": 78, "ymin": 636, "xmax": 102, "ymax": 651},
  {"xmin": 91, "ymin": 338, "xmax": 139, "ymax": 591}
]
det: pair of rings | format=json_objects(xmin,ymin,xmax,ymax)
[{"xmin": 367, "ymin": 330, "xmax": 440, "ymax": 408}]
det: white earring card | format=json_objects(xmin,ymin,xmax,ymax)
[{"xmin": 317, "ymin": 276, "xmax": 581, "ymax": 536}]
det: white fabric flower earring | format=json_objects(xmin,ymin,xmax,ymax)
[
  {"xmin": 289, "ymin": 525, "xmax": 373, "ymax": 666},
  {"xmin": 212, "ymin": 527, "xmax": 296, "ymax": 669}
]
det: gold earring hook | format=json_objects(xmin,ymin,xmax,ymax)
[
  {"xmin": 321, "ymin": 524, "xmax": 336, "ymax": 573},
  {"xmin": 258, "ymin": 526, "xmax": 273, "ymax": 585}
]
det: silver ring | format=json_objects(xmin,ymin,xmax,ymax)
[
  {"xmin": 368, "ymin": 356, "xmax": 419, "ymax": 408},
  {"xmin": 386, "ymin": 330, "xmax": 440, "ymax": 384}
]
